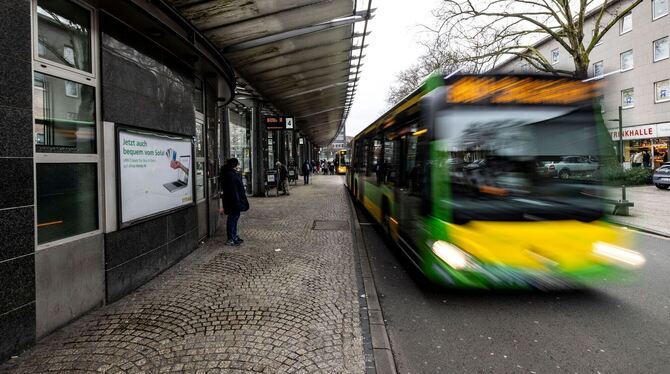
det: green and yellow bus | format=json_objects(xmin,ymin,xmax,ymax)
[
  {"xmin": 336, "ymin": 149, "xmax": 348, "ymax": 175},
  {"xmin": 347, "ymin": 73, "xmax": 644, "ymax": 289}
]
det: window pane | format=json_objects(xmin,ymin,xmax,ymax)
[
  {"xmin": 551, "ymin": 49, "xmax": 559, "ymax": 64},
  {"xmin": 620, "ymin": 50, "xmax": 634, "ymax": 70},
  {"xmin": 195, "ymin": 120, "xmax": 205, "ymax": 158},
  {"xmin": 36, "ymin": 0, "xmax": 92, "ymax": 72},
  {"xmin": 594, "ymin": 61, "xmax": 604, "ymax": 76},
  {"xmin": 229, "ymin": 109, "xmax": 252, "ymax": 194},
  {"xmin": 596, "ymin": 95, "xmax": 605, "ymax": 113},
  {"xmin": 193, "ymin": 79, "xmax": 203, "ymax": 113},
  {"xmin": 34, "ymin": 72, "xmax": 96, "ymax": 153},
  {"xmin": 195, "ymin": 161, "xmax": 205, "ymax": 200},
  {"xmin": 656, "ymin": 80, "xmax": 670, "ymax": 102},
  {"xmin": 37, "ymin": 163, "xmax": 98, "ymax": 244},
  {"xmin": 654, "ymin": 0, "xmax": 668, "ymax": 19},
  {"xmin": 654, "ymin": 37, "xmax": 669, "ymax": 61},
  {"xmin": 621, "ymin": 14, "xmax": 632, "ymax": 33},
  {"xmin": 622, "ymin": 88, "xmax": 634, "ymax": 108}
]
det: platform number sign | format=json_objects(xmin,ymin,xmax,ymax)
[{"xmin": 265, "ymin": 116, "xmax": 295, "ymax": 130}]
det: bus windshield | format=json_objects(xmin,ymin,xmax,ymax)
[
  {"xmin": 337, "ymin": 151, "xmax": 348, "ymax": 165},
  {"xmin": 435, "ymin": 105, "xmax": 608, "ymax": 223}
]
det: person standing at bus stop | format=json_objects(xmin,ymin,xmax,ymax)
[
  {"xmin": 220, "ymin": 158, "xmax": 249, "ymax": 246},
  {"xmin": 302, "ymin": 159, "xmax": 311, "ymax": 184},
  {"xmin": 276, "ymin": 161, "xmax": 290, "ymax": 195}
]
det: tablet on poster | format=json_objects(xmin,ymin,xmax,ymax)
[{"xmin": 118, "ymin": 128, "xmax": 194, "ymax": 225}]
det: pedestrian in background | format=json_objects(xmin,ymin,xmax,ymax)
[
  {"xmin": 631, "ymin": 151, "xmax": 642, "ymax": 168},
  {"xmin": 643, "ymin": 150, "xmax": 651, "ymax": 168},
  {"xmin": 302, "ymin": 159, "xmax": 311, "ymax": 184},
  {"xmin": 220, "ymin": 158, "xmax": 249, "ymax": 246},
  {"xmin": 276, "ymin": 161, "xmax": 290, "ymax": 195}
]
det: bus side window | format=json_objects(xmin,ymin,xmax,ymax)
[
  {"xmin": 401, "ymin": 133, "xmax": 418, "ymax": 189},
  {"xmin": 365, "ymin": 138, "xmax": 373, "ymax": 176},
  {"xmin": 368, "ymin": 138, "xmax": 382, "ymax": 181},
  {"xmin": 355, "ymin": 139, "xmax": 363, "ymax": 173},
  {"xmin": 417, "ymin": 138, "xmax": 431, "ymax": 214},
  {"xmin": 361, "ymin": 142, "xmax": 367, "ymax": 173},
  {"xmin": 353, "ymin": 141, "xmax": 359, "ymax": 170},
  {"xmin": 383, "ymin": 136, "xmax": 400, "ymax": 184}
]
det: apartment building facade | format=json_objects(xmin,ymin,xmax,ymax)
[{"xmin": 496, "ymin": 0, "xmax": 670, "ymax": 168}]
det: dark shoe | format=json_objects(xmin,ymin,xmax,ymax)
[
  {"xmin": 225, "ymin": 240, "xmax": 240, "ymax": 246},
  {"xmin": 235, "ymin": 237, "xmax": 244, "ymax": 243}
]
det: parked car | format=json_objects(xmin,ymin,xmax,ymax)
[
  {"xmin": 652, "ymin": 162, "xmax": 670, "ymax": 189},
  {"xmin": 544, "ymin": 156, "xmax": 599, "ymax": 179}
]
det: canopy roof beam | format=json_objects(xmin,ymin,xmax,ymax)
[{"xmin": 222, "ymin": 10, "xmax": 371, "ymax": 52}]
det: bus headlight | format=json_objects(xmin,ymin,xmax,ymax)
[
  {"xmin": 592, "ymin": 241, "xmax": 645, "ymax": 268},
  {"xmin": 432, "ymin": 240, "xmax": 472, "ymax": 270}
]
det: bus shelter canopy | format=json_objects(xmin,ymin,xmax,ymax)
[{"xmin": 168, "ymin": 0, "xmax": 364, "ymax": 146}]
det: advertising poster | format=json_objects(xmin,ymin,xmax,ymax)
[{"xmin": 118, "ymin": 129, "xmax": 194, "ymax": 225}]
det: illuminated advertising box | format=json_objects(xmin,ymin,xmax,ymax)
[{"xmin": 117, "ymin": 127, "xmax": 194, "ymax": 226}]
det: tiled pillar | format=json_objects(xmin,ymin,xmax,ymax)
[{"xmin": 0, "ymin": 0, "xmax": 36, "ymax": 361}]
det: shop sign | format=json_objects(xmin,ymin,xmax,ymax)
[
  {"xmin": 656, "ymin": 122, "xmax": 670, "ymax": 137},
  {"xmin": 265, "ymin": 116, "xmax": 295, "ymax": 130},
  {"xmin": 117, "ymin": 128, "xmax": 194, "ymax": 226},
  {"xmin": 610, "ymin": 124, "xmax": 657, "ymax": 140}
]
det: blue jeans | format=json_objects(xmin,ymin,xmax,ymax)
[{"xmin": 227, "ymin": 212, "xmax": 240, "ymax": 241}]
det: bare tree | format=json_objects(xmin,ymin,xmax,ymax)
[
  {"xmin": 435, "ymin": 0, "xmax": 643, "ymax": 78},
  {"xmin": 387, "ymin": 35, "xmax": 484, "ymax": 105}
]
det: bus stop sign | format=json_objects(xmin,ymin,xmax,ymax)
[{"xmin": 265, "ymin": 116, "xmax": 294, "ymax": 130}]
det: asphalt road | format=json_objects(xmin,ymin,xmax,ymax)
[{"xmin": 356, "ymin": 206, "xmax": 670, "ymax": 374}]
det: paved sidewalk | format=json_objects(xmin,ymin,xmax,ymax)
[
  {"xmin": 608, "ymin": 185, "xmax": 670, "ymax": 237},
  {"xmin": 2, "ymin": 176, "xmax": 365, "ymax": 373}
]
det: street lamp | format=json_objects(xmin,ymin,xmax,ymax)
[{"xmin": 608, "ymin": 105, "xmax": 631, "ymax": 212}]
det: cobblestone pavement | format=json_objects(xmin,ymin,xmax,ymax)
[
  {"xmin": 608, "ymin": 185, "xmax": 670, "ymax": 236},
  {"xmin": 2, "ymin": 175, "xmax": 365, "ymax": 373}
]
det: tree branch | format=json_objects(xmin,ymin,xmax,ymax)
[{"xmin": 587, "ymin": 0, "xmax": 643, "ymax": 53}]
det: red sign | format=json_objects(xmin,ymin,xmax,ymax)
[{"xmin": 610, "ymin": 125, "xmax": 656, "ymax": 140}]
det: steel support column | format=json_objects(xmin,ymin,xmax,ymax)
[{"xmin": 251, "ymin": 102, "xmax": 266, "ymax": 197}]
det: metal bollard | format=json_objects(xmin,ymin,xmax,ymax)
[{"xmin": 616, "ymin": 185, "xmax": 630, "ymax": 216}]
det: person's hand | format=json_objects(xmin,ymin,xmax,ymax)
[{"xmin": 170, "ymin": 160, "xmax": 183, "ymax": 170}]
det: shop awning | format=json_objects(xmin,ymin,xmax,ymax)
[{"xmin": 167, "ymin": 0, "xmax": 371, "ymax": 146}]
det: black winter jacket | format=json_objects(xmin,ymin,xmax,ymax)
[{"xmin": 220, "ymin": 167, "xmax": 249, "ymax": 215}]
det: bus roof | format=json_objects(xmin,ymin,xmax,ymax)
[{"xmin": 352, "ymin": 73, "xmax": 597, "ymax": 141}]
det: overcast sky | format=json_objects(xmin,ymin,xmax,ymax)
[{"xmin": 345, "ymin": 0, "xmax": 443, "ymax": 138}]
